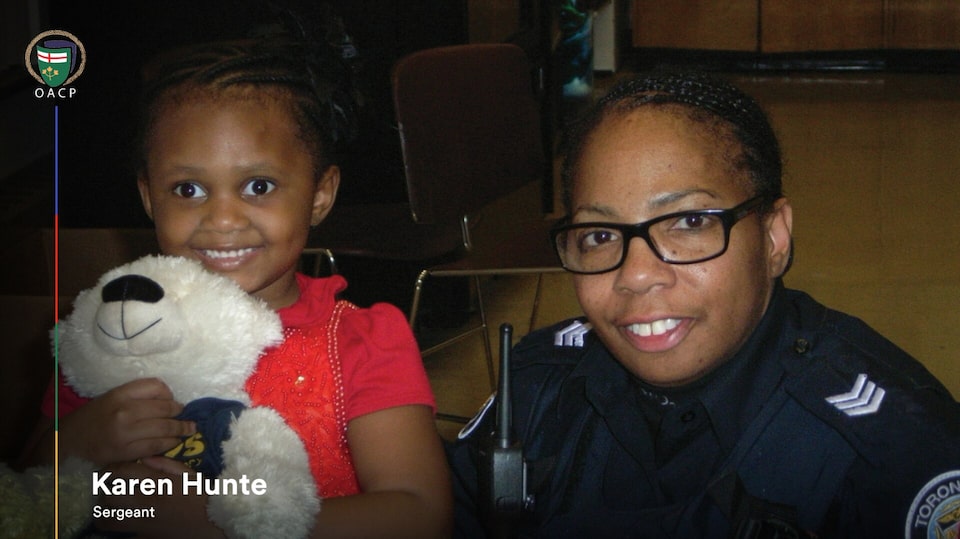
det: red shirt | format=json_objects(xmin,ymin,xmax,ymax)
[
  {"xmin": 45, "ymin": 273, "xmax": 435, "ymax": 496},
  {"xmin": 276, "ymin": 273, "xmax": 435, "ymax": 422}
]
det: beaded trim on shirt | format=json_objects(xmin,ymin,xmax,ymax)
[{"xmin": 328, "ymin": 300, "xmax": 357, "ymax": 445}]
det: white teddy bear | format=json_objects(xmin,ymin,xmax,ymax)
[{"xmin": 56, "ymin": 254, "xmax": 319, "ymax": 539}]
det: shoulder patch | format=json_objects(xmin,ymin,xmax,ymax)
[
  {"xmin": 824, "ymin": 373, "xmax": 885, "ymax": 417},
  {"xmin": 554, "ymin": 321, "xmax": 592, "ymax": 348},
  {"xmin": 905, "ymin": 470, "xmax": 960, "ymax": 539}
]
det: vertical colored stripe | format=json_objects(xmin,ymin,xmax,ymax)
[
  {"xmin": 54, "ymin": 433, "xmax": 59, "ymax": 538},
  {"xmin": 54, "ymin": 105, "xmax": 60, "ymax": 538},
  {"xmin": 54, "ymin": 105, "xmax": 59, "ymax": 425},
  {"xmin": 55, "ymin": 105, "xmax": 59, "ymax": 216}
]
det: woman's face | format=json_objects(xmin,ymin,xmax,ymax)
[{"xmin": 569, "ymin": 107, "xmax": 792, "ymax": 387}]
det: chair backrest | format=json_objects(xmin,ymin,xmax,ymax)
[{"xmin": 392, "ymin": 43, "xmax": 547, "ymax": 225}]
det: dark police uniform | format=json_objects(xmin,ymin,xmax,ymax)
[{"xmin": 448, "ymin": 284, "xmax": 960, "ymax": 538}]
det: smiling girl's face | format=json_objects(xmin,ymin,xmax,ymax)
[
  {"xmin": 569, "ymin": 106, "xmax": 792, "ymax": 387},
  {"xmin": 138, "ymin": 91, "xmax": 338, "ymax": 310}
]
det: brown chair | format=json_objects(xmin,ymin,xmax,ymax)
[{"xmin": 304, "ymin": 44, "xmax": 562, "ymax": 413}]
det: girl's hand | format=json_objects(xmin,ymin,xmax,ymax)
[{"xmin": 59, "ymin": 378, "xmax": 196, "ymax": 466}]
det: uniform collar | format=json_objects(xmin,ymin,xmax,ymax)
[
  {"xmin": 561, "ymin": 340, "xmax": 655, "ymax": 466},
  {"xmin": 559, "ymin": 332, "xmax": 633, "ymax": 418},
  {"xmin": 697, "ymin": 282, "xmax": 790, "ymax": 453},
  {"xmin": 562, "ymin": 282, "xmax": 792, "ymax": 456}
]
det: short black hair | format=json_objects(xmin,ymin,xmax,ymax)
[
  {"xmin": 134, "ymin": 5, "xmax": 360, "ymax": 176},
  {"xmin": 559, "ymin": 70, "xmax": 783, "ymax": 212}
]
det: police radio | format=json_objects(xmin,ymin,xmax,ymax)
[{"xmin": 478, "ymin": 323, "xmax": 534, "ymax": 536}]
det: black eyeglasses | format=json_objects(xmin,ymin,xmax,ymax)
[{"xmin": 551, "ymin": 196, "xmax": 767, "ymax": 274}]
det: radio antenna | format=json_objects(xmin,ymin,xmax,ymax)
[{"xmin": 495, "ymin": 323, "xmax": 513, "ymax": 447}]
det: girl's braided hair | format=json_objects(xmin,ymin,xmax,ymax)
[
  {"xmin": 135, "ymin": 3, "xmax": 360, "ymax": 176},
  {"xmin": 559, "ymin": 70, "xmax": 783, "ymax": 213}
]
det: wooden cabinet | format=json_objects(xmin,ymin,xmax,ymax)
[
  {"xmin": 631, "ymin": 0, "xmax": 757, "ymax": 51},
  {"xmin": 761, "ymin": 0, "xmax": 883, "ymax": 52},
  {"xmin": 631, "ymin": 0, "xmax": 960, "ymax": 51},
  {"xmin": 885, "ymin": 0, "xmax": 960, "ymax": 49}
]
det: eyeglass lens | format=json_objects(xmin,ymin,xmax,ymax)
[{"xmin": 554, "ymin": 197, "xmax": 763, "ymax": 274}]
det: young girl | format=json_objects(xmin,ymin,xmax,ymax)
[{"xmin": 23, "ymin": 24, "xmax": 452, "ymax": 539}]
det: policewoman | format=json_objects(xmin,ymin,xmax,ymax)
[{"xmin": 447, "ymin": 71, "xmax": 960, "ymax": 538}]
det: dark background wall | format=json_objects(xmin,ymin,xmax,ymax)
[{"xmin": 46, "ymin": 0, "xmax": 468, "ymax": 228}]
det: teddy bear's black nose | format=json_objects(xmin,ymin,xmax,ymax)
[{"xmin": 101, "ymin": 274, "xmax": 165, "ymax": 303}]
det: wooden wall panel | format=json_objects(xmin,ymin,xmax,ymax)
[
  {"xmin": 761, "ymin": 0, "xmax": 883, "ymax": 52},
  {"xmin": 632, "ymin": 0, "xmax": 757, "ymax": 51},
  {"xmin": 885, "ymin": 0, "xmax": 960, "ymax": 49}
]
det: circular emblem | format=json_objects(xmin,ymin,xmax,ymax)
[
  {"xmin": 24, "ymin": 30, "xmax": 86, "ymax": 88},
  {"xmin": 906, "ymin": 470, "xmax": 960, "ymax": 539}
]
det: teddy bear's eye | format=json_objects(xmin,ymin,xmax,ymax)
[{"xmin": 173, "ymin": 182, "xmax": 207, "ymax": 199}]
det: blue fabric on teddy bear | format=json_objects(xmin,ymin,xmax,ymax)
[{"xmin": 167, "ymin": 397, "xmax": 247, "ymax": 477}]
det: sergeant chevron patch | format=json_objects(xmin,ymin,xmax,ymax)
[
  {"xmin": 825, "ymin": 373, "xmax": 885, "ymax": 417},
  {"xmin": 554, "ymin": 321, "xmax": 592, "ymax": 347}
]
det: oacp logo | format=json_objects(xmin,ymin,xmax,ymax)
[{"xmin": 25, "ymin": 30, "xmax": 86, "ymax": 98}]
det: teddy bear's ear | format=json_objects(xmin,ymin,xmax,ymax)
[
  {"xmin": 50, "ymin": 306, "xmax": 75, "ymax": 357},
  {"xmin": 52, "ymin": 286, "xmax": 95, "ymax": 362},
  {"xmin": 49, "ymin": 325, "xmax": 60, "ymax": 356}
]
